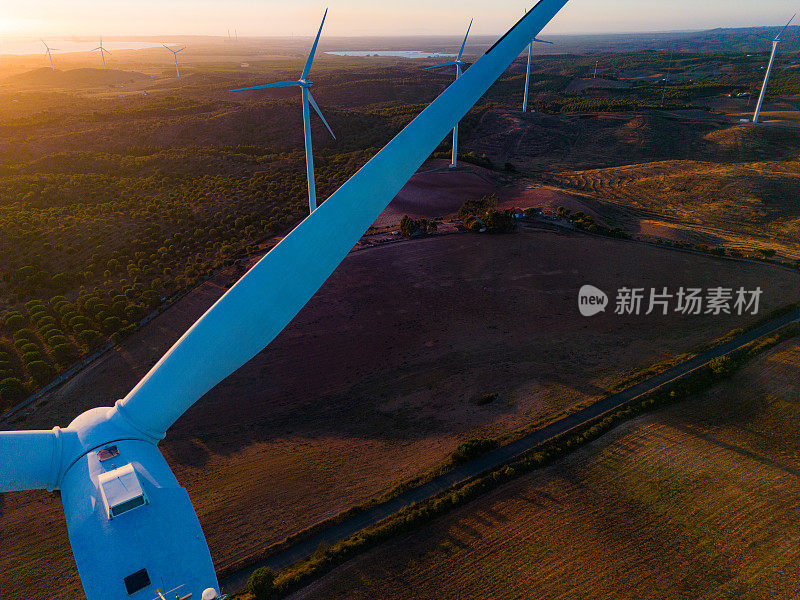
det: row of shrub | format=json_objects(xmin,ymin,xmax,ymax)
[
  {"xmin": 242, "ymin": 321, "xmax": 798, "ymax": 599},
  {"xmin": 644, "ymin": 237, "xmax": 799, "ymax": 269},
  {"xmin": 0, "ymin": 285, "xmax": 169, "ymax": 410}
]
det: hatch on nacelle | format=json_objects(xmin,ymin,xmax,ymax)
[{"xmin": 97, "ymin": 463, "xmax": 148, "ymax": 519}]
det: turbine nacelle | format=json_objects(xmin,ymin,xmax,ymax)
[{"xmin": 0, "ymin": 404, "xmax": 220, "ymax": 599}]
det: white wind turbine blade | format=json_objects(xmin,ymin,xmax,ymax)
[
  {"xmin": 115, "ymin": 0, "xmax": 570, "ymax": 440},
  {"xmin": 0, "ymin": 430, "xmax": 62, "ymax": 493},
  {"xmin": 754, "ymin": 14, "xmax": 795, "ymax": 123},
  {"xmin": 230, "ymin": 80, "xmax": 299, "ymax": 91},
  {"xmin": 301, "ymin": 8, "xmax": 328, "ymax": 80},
  {"xmin": 776, "ymin": 14, "xmax": 796, "ymax": 41},
  {"xmin": 458, "ymin": 18, "xmax": 473, "ymax": 61},
  {"xmin": 307, "ymin": 91, "xmax": 336, "ymax": 138},
  {"xmin": 423, "ymin": 60, "xmax": 459, "ymax": 70}
]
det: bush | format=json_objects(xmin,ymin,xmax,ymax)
[
  {"xmin": 22, "ymin": 351, "xmax": 43, "ymax": 364},
  {"xmin": 78, "ymin": 330, "xmax": 101, "ymax": 345},
  {"xmin": 124, "ymin": 304, "xmax": 146, "ymax": 322},
  {"xmin": 13, "ymin": 329, "xmax": 35, "ymax": 342},
  {"xmin": 46, "ymin": 335, "xmax": 69, "ymax": 347},
  {"xmin": 102, "ymin": 316, "xmax": 123, "ymax": 333},
  {"xmin": 20, "ymin": 343, "xmax": 39, "ymax": 354},
  {"xmin": 452, "ymin": 438, "xmax": 497, "ymax": 464},
  {"xmin": 27, "ymin": 360, "xmax": 56, "ymax": 385},
  {"xmin": 476, "ymin": 392, "xmax": 498, "ymax": 406},
  {"xmin": 51, "ymin": 343, "xmax": 77, "ymax": 364},
  {"xmin": 483, "ymin": 209, "xmax": 516, "ymax": 234},
  {"xmin": 399, "ymin": 215, "xmax": 428, "ymax": 238},
  {"xmin": 4, "ymin": 312, "xmax": 26, "ymax": 332},
  {"xmin": 464, "ymin": 215, "xmax": 484, "ymax": 232},
  {"xmin": 709, "ymin": 356, "xmax": 737, "ymax": 378},
  {"xmin": 458, "ymin": 195, "xmax": 496, "ymax": 221},
  {"xmin": 0, "ymin": 377, "xmax": 25, "ymax": 406},
  {"xmin": 247, "ymin": 567, "xmax": 277, "ymax": 600}
]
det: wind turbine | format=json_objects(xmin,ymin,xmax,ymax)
[
  {"xmin": 230, "ymin": 9, "xmax": 335, "ymax": 214},
  {"xmin": 92, "ymin": 37, "xmax": 111, "ymax": 70},
  {"xmin": 0, "ymin": 2, "xmax": 570, "ymax": 600},
  {"xmin": 521, "ymin": 9, "xmax": 552, "ymax": 113},
  {"xmin": 753, "ymin": 14, "xmax": 795, "ymax": 124},
  {"xmin": 42, "ymin": 41, "xmax": 59, "ymax": 70},
  {"xmin": 424, "ymin": 18, "xmax": 473, "ymax": 168},
  {"xmin": 164, "ymin": 44, "xmax": 186, "ymax": 78}
]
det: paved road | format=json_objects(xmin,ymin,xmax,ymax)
[{"xmin": 220, "ymin": 308, "xmax": 800, "ymax": 594}]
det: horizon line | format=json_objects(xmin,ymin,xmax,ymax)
[{"xmin": 2, "ymin": 24, "xmax": 796, "ymax": 42}]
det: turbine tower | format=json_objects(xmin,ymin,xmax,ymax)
[
  {"xmin": 42, "ymin": 41, "xmax": 59, "ymax": 70},
  {"xmin": 230, "ymin": 9, "xmax": 335, "ymax": 214},
  {"xmin": 0, "ymin": 2, "xmax": 570, "ymax": 599},
  {"xmin": 753, "ymin": 14, "xmax": 795, "ymax": 124},
  {"xmin": 164, "ymin": 44, "xmax": 186, "ymax": 77},
  {"xmin": 521, "ymin": 9, "xmax": 552, "ymax": 113},
  {"xmin": 424, "ymin": 18, "xmax": 473, "ymax": 168},
  {"xmin": 92, "ymin": 37, "xmax": 111, "ymax": 70}
]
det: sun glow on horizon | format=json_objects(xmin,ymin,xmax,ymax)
[{"xmin": 2, "ymin": 0, "xmax": 800, "ymax": 39}]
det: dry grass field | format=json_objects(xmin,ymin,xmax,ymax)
[
  {"xmin": 2, "ymin": 230, "xmax": 797, "ymax": 599},
  {"xmin": 554, "ymin": 157, "xmax": 800, "ymax": 258},
  {"xmin": 290, "ymin": 337, "xmax": 800, "ymax": 600},
  {"xmin": 545, "ymin": 124, "xmax": 800, "ymax": 258},
  {"xmin": 463, "ymin": 109, "xmax": 728, "ymax": 172},
  {"xmin": 464, "ymin": 110, "xmax": 800, "ymax": 258}
]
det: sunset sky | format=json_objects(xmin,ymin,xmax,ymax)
[{"xmin": 2, "ymin": 0, "xmax": 798, "ymax": 37}]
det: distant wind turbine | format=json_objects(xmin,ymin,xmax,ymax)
[
  {"xmin": 42, "ymin": 41, "xmax": 58, "ymax": 70},
  {"xmin": 92, "ymin": 37, "xmax": 111, "ymax": 70},
  {"xmin": 163, "ymin": 44, "xmax": 186, "ymax": 77},
  {"xmin": 753, "ymin": 14, "xmax": 795, "ymax": 124},
  {"xmin": 424, "ymin": 18, "xmax": 473, "ymax": 168},
  {"xmin": 521, "ymin": 9, "xmax": 552, "ymax": 113},
  {"xmin": 230, "ymin": 9, "xmax": 335, "ymax": 214}
]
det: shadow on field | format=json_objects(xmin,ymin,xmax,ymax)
[{"xmin": 673, "ymin": 424, "xmax": 800, "ymax": 478}]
